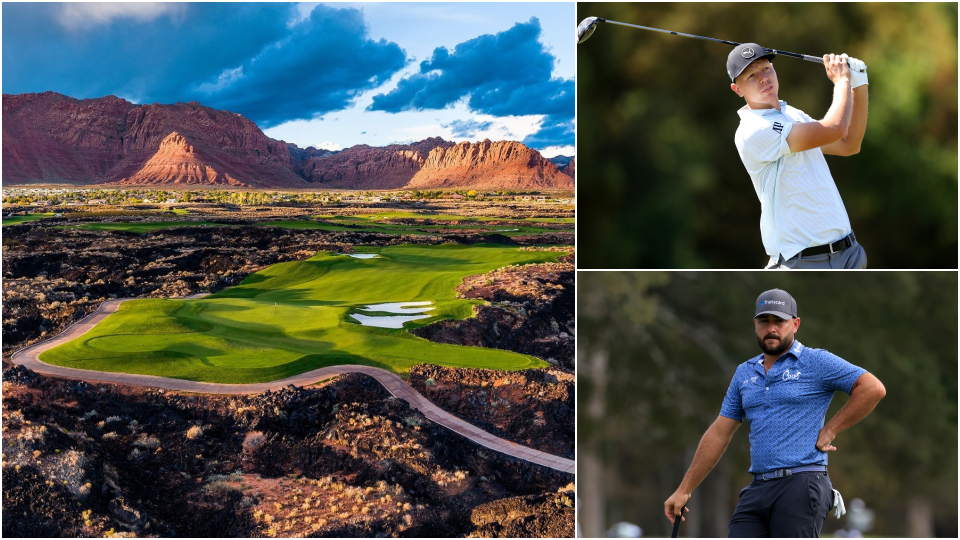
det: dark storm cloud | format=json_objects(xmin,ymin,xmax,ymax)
[
  {"xmin": 367, "ymin": 18, "xmax": 574, "ymax": 148},
  {"xmin": 2, "ymin": 3, "xmax": 407, "ymax": 128},
  {"xmin": 444, "ymin": 119, "xmax": 494, "ymax": 137},
  {"xmin": 197, "ymin": 4, "xmax": 407, "ymax": 128}
]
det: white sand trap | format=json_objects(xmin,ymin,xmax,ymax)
[
  {"xmin": 350, "ymin": 313, "xmax": 432, "ymax": 328},
  {"xmin": 351, "ymin": 301, "xmax": 435, "ymax": 328},
  {"xmin": 348, "ymin": 254, "xmax": 380, "ymax": 259},
  {"xmin": 360, "ymin": 301, "xmax": 434, "ymax": 314}
]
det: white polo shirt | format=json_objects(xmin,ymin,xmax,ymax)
[{"xmin": 734, "ymin": 100, "xmax": 852, "ymax": 266}]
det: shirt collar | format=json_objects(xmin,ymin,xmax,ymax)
[
  {"xmin": 737, "ymin": 100, "xmax": 789, "ymax": 118},
  {"xmin": 753, "ymin": 340, "xmax": 805, "ymax": 373}
]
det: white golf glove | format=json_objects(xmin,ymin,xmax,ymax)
[
  {"xmin": 831, "ymin": 488, "xmax": 846, "ymax": 519},
  {"xmin": 841, "ymin": 54, "xmax": 868, "ymax": 88}
]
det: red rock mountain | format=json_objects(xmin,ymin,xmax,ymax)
[
  {"xmin": 3, "ymin": 92, "xmax": 303, "ymax": 187},
  {"xmin": 3, "ymin": 92, "xmax": 573, "ymax": 189},
  {"xmin": 408, "ymin": 140, "xmax": 573, "ymax": 190},
  {"xmin": 295, "ymin": 137, "xmax": 455, "ymax": 189},
  {"xmin": 562, "ymin": 157, "xmax": 575, "ymax": 179}
]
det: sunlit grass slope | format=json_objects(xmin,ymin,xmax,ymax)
[
  {"xmin": 3, "ymin": 213, "xmax": 56, "ymax": 226},
  {"xmin": 41, "ymin": 244, "xmax": 567, "ymax": 383}
]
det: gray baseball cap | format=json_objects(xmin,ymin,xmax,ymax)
[
  {"xmin": 727, "ymin": 43, "xmax": 776, "ymax": 82},
  {"xmin": 754, "ymin": 289, "xmax": 797, "ymax": 319}
]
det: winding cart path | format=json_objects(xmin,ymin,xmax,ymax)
[{"xmin": 9, "ymin": 297, "xmax": 574, "ymax": 474}]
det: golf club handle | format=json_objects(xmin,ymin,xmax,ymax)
[
  {"xmin": 671, "ymin": 508, "xmax": 682, "ymax": 538},
  {"xmin": 769, "ymin": 49, "xmax": 865, "ymax": 72}
]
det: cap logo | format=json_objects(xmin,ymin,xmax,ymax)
[
  {"xmin": 761, "ymin": 300, "xmax": 785, "ymax": 306},
  {"xmin": 742, "ymin": 47, "xmax": 755, "ymax": 59}
]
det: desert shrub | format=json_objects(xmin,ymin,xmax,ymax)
[
  {"xmin": 242, "ymin": 431, "xmax": 266, "ymax": 453},
  {"xmin": 133, "ymin": 434, "xmax": 160, "ymax": 449},
  {"xmin": 205, "ymin": 471, "xmax": 244, "ymax": 492},
  {"xmin": 185, "ymin": 426, "xmax": 203, "ymax": 440}
]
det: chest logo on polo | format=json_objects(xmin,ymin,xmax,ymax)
[
  {"xmin": 772, "ymin": 122, "xmax": 784, "ymax": 135},
  {"xmin": 782, "ymin": 369, "xmax": 801, "ymax": 381}
]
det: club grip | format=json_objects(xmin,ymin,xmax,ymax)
[
  {"xmin": 671, "ymin": 508, "xmax": 682, "ymax": 538},
  {"xmin": 803, "ymin": 55, "xmax": 864, "ymax": 72}
]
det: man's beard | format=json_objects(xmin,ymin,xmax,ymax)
[{"xmin": 756, "ymin": 333, "xmax": 794, "ymax": 356}]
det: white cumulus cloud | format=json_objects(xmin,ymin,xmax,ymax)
[{"xmin": 57, "ymin": 3, "xmax": 184, "ymax": 31}]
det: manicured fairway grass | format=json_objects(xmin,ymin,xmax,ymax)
[
  {"xmin": 41, "ymin": 244, "xmax": 568, "ymax": 383},
  {"xmin": 259, "ymin": 220, "xmax": 560, "ymax": 236},
  {"xmin": 2, "ymin": 213, "xmax": 56, "ymax": 226},
  {"xmin": 58, "ymin": 221, "xmax": 232, "ymax": 233},
  {"xmin": 317, "ymin": 211, "xmax": 575, "ymax": 224}
]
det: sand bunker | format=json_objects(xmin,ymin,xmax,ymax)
[
  {"xmin": 351, "ymin": 301, "xmax": 435, "ymax": 328},
  {"xmin": 359, "ymin": 301, "xmax": 434, "ymax": 314},
  {"xmin": 350, "ymin": 313, "xmax": 433, "ymax": 329},
  {"xmin": 347, "ymin": 254, "xmax": 380, "ymax": 259}
]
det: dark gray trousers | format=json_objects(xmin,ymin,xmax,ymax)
[
  {"xmin": 728, "ymin": 471, "xmax": 834, "ymax": 538},
  {"xmin": 766, "ymin": 234, "xmax": 868, "ymax": 269}
]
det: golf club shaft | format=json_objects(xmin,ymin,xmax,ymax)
[
  {"xmin": 602, "ymin": 19, "xmax": 837, "ymax": 67},
  {"xmin": 671, "ymin": 507, "xmax": 682, "ymax": 538}
]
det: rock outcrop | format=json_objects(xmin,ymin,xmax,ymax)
[
  {"xmin": 296, "ymin": 137, "xmax": 454, "ymax": 189},
  {"xmin": 408, "ymin": 140, "xmax": 574, "ymax": 189},
  {"xmin": 562, "ymin": 157, "xmax": 575, "ymax": 179},
  {"xmin": 119, "ymin": 132, "xmax": 243, "ymax": 186},
  {"xmin": 3, "ymin": 92, "xmax": 574, "ymax": 190},
  {"xmin": 3, "ymin": 92, "xmax": 306, "ymax": 187}
]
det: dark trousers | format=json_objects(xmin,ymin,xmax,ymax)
[{"xmin": 728, "ymin": 471, "xmax": 833, "ymax": 537}]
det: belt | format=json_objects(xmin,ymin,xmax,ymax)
[
  {"xmin": 797, "ymin": 232, "xmax": 856, "ymax": 258},
  {"xmin": 753, "ymin": 465, "xmax": 827, "ymax": 481}
]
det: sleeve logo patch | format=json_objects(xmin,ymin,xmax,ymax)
[{"xmin": 772, "ymin": 122, "xmax": 784, "ymax": 135}]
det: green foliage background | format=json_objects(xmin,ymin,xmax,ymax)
[
  {"xmin": 576, "ymin": 3, "xmax": 957, "ymax": 268},
  {"xmin": 577, "ymin": 271, "xmax": 958, "ymax": 536}
]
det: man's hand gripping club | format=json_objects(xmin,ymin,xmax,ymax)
[{"xmin": 663, "ymin": 416, "xmax": 741, "ymax": 524}]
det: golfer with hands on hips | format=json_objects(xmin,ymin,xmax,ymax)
[
  {"xmin": 729, "ymin": 44, "xmax": 870, "ymax": 269},
  {"xmin": 663, "ymin": 289, "xmax": 886, "ymax": 537}
]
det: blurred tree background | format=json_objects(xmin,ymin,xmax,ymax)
[
  {"xmin": 577, "ymin": 271, "xmax": 957, "ymax": 538},
  {"xmin": 576, "ymin": 3, "xmax": 957, "ymax": 268}
]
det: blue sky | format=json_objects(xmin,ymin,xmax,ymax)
[{"xmin": 2, "ymin": 2, "xmax": 575, "ymax": 157}]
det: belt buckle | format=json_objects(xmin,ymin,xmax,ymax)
[{"xmin": 829, "ymin": 242, "xmax": 836, "ymax": 254}]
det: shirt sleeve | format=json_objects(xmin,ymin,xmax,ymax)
[
  {"xmin": 736, "ymin": 117, "xmax": 794, "ymax": 175},
  {"xmin": 817, "ymin": 350, "xmax": 868, "ymax": 394},
  {"xmin": 719, "ymin": 366, "xmax": 746, "ymax": 421}
]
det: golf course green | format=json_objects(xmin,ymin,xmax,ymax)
[
  {"xmin": 315, "ymin": 211, "xmax": 575, "ymax": 224},
  {"xmin": 57, "ymin": 221, "xmax": 230, "ymax": 233},
  {"xmin": 259, "ymin": 220, "xmax": 560, "ymax": 236},
  {"xmin": 40, "ymin": 244, "xmax": 568, "ymax": 383},
  {"xmin": 2, "ymin": 213, "xmax": 56, "ymax": 226},
  {"xmin": 56, "ymin": 213, "xmax": 572, "ymax": 235}
]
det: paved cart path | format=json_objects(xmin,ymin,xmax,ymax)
[{"xmin": 9, "ymin": 297, "xmax": 574, "ymax": 474}]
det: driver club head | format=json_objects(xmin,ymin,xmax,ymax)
[{"xmin": 577, "ymin": 17, "xmax": 603, "ymax": 44}]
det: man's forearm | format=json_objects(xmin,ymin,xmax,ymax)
[
  {"xmin": 677, "ymin": 421, "xmax": 736, "ymax": 494},
  {"xmin": 842, "ymin": 86, "xmax": 869, "ymax": 152},
  {"xmin": 821, "ymin": 79, "xmax": 853, "ymax": 136},
  {"xmin": 823, "ymin": 375, "xmax": 885, "ymax": 438}
]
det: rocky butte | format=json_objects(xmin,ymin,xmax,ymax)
[{"xmin": 3, "ymin": 92, "xmax": 573, "ymax": 190}]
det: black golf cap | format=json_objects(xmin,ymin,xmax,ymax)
[
  {"xmin": 754, "ymin": 289, "xmax": 797, "ymax": 320},
  {"xmin": 727, "ymin": 43, "xmax": 776, "ymax": 82}
]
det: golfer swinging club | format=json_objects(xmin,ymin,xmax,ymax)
[
  {"xmin": 729, "ymin": 44, "xmax": 869, "ymax": 269},
  {"xmin": 664, "ymin": 289, "xmax": 886, "ymax": 537}
]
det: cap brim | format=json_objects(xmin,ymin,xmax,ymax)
[{"xmin": 754, "ymin": 309, "xmax": 794, "ymax": 320}]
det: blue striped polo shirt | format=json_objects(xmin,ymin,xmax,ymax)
[{"xmin": 720, "ymin": 340, "xmax": 867, "ymax": 473}]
